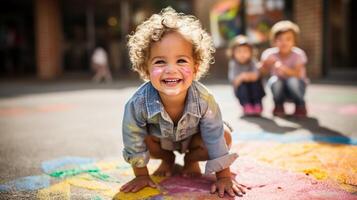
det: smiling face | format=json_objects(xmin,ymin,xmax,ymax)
[
  {"xmin": 274, "ymin": 30, "xmax": 296, "ymax": 55},
  {"xmin": 233, "ymin": 45, "xmax": 252, "ymax": 64},
  {"xmin": 148, "ymin": 31, "xmax": 198, "ymax": 100}
]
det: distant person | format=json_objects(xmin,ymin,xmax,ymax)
[
  {"xmin": 120, "ymin": 7, "xmax": 248, "ymax": 198},
  {"xmin": 91, "ymin": 47, "xmax": 112, "ymax": 83},
  {"xmin": 260, "ymin": 20, "xmax": 308, "ymax": 117},
  {"xmin": 227, "ymin": 35, "xmax": 265, "ymax": 116}
]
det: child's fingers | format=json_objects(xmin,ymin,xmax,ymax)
[
  {"xmin": 232, "ymin": 185, "xmax": 244, "ymax": 196},
  {"xmin": 218, "ymin": 186, "xmax": 225, "ymax": 198},
  {"xmin": 148, "ymin": 181, "xmax": 157, "ymax": 188},
  {"xmin": 121, "ymin": 184, "xmax": 134, "ymax": 193},
  {"xmin": 227, "ymin": 188, "xmax": 235, "ymax": 197},
  {"xmin": 120, "ymin": 182, "xmax": 130, "ymax": 192},
  {"xmin": 237, "ymin": 182, "xmax": 250, "ymax": 189},
  {"xmin": 210, "ymin": 184, "xmax": 217, "ymax": 194},
  {"xmin": 132, "ymin": 184, "xmax": 144, "ymax": 192}
]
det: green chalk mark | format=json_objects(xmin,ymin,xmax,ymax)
[
  {"xmin": 88, "ymin": 171, "xmax": 110, "ymax": 181},
  {"xmin": 49, "ymin": 166, "xmax": 99, "ymax": 178},
  {"xmin": 89, "ymin": 171, "xmax": 121, "ymax": 183},
  {"xmin": 91, "ymin": 195, "xmax": 102, "ymax": 200}
]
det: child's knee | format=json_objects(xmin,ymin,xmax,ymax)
[
  {"xmin": 144, "ymin": 135, "xmax": 160, "ymax": 144},
  {"xmin": 144, "ymin": 135, "xmax": 162, "ymax": 155},
  {"xmin": 286, "ymin": 77, "xmax": 300, "ymax": 88},
  {"xmin": 189, "ymin": 134, "xmax": 205, "ymax": 149},
  {"xmin": 190, "ymin": 126, "xmax": 232, "ymax": 150}
]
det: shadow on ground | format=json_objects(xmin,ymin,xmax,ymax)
[{"xmin": 241, "ymin": 115, "xmax": 351, "ymax": 143}]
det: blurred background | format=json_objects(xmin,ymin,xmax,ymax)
[
  {"xmin": 0, "ymin": 1, "xmax": 357, "ymax": 198},
  {"xmin": 1, "ymin": 0, "xmax": 356, "ymax": 81}
]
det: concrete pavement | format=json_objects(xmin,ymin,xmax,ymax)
[{"xmin": 0, "ymin": 79, "xmax": 356, "ymax": 199}]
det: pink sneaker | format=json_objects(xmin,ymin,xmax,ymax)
[
  {"xmin": 243, "ymin": 104, "xmax": 254, "ymax": 115},
  {"xmin": 253, "ymin": 104, "xmax": 263, "ymax": 115}
]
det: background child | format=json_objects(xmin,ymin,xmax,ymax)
[
  {"xmin": 91, "ymin": 47, "xmax": 112, "ymax": 83},
  {"xmin": 227, "ymin": 35, "xmax": 265, "ymax": 116},
  {"xmin": 120, "ymin": 7, "xmax": 248, "ymax": 198},
  {"xmin": 260, "ymin": 20, "xmax": 308, "ymax": 117}
]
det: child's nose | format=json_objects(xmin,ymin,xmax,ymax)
[{"xmin": 164, "ymin": 64, "xmax": 177, "ymax": 73}]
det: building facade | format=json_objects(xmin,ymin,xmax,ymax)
[{"xmin": 0, "ymin": 0, "xmax": 356, "ymax": 80}]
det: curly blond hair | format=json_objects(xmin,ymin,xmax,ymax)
[{"xmin": 127, "ymin": 7, "xmax": 215, "ymax": 80}]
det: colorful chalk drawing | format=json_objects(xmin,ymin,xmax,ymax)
[{"xmin": 1, "ymin": 135, "xmax": 357, "ymax": 199}]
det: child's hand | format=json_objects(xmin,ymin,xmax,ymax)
[
  {"xmin": 264, "ymin": 56, "xmax": 277, "ymax": 67},
  {"xmin": 211, "ymin": 177, "xmax": 247, "ymax": 198},
  {"xmin": 273, "ymin": 61, "xmax": 286, "ymax": 77},
  {"xmin": 233, "ymin": 76, "xmax": 243, "ymax": 87},
  {"xmin": 239, "ymin": 73, "xmax": 248, "ymax": 82},
  {"xmin": 120, "ymin": 175, "xmax": 156, "ymax": 193}
]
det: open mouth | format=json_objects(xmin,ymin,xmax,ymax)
[{"xmin": 161, "ymin": 78, "xmax": 182, "ymax": 86}]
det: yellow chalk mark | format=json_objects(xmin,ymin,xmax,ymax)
[
  {"xmin": 113, "ymin": 186, "xmax": 161, "ymax": 200},
  {"xmin": 37, "ymin": 182, "xmax": 70, "ymax": 200},
  {"xmin": 112, "ymin": 176, "xmax": 166, "ymax": 200},
  {"xmin": 67, "ymin": 177, "xmax": 120, "ymax": 197},
  {"xmin": 302, "ymin": 168, "xmax": 328, "ymax": 180},
  {"xmin": 150, "ymin": 175, "xmax": 166, "ymax": 184},
  {"xmin": 96, "ymin": 161, "xmax": 120, "ymax": 171},
  {"xmin": 238, "ymin": 141, "xmax": 357, "ymax": 192},
  {"xmin": 67, "ymin": 178, "xmax": 110, "ymax": 191}
]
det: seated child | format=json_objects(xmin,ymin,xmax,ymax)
[
  {"xmin": 227, "ymin": 35, "xmax": 265, "ymax": 116},
  {"xmin": 120, "ymin": 7, "xmax": 248, "ymax": 198},
  {"xmin": 260, "ymin": 20, "xmax": 308, "ymax": 117}
]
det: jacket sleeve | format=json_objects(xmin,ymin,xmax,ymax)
[
  {"xmin": 122, "ymin": 98, "xmax": 150, "ymax": 168},
  {"xmin": 199, "ymin": 94, "xmax": 238, "ymax": 174}
]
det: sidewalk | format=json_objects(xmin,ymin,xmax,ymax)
[{"xmin": 0, "ymin": 79, "xmax": 356, "ymax": 199}]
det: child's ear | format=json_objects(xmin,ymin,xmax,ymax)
[{"xmin": 193, "ymin": 63, "xmax": 199, "ymax": 75}]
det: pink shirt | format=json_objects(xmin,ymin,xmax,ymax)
[{"xmin": 261, "ymin": 47, "xmax": 308, "ymax": 79}]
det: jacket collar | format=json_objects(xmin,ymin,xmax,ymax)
[{"xmin": 146, "ymin": 81, "xmax": 201, "ymax": 119}]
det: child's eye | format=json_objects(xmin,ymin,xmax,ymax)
[
  {"xmin": 177, "ymin": 59, "xmax": 188, "ymax": 63},
  {"xmin": 154, "ymin": 60, "xmax": 165, "ymax": 65}
]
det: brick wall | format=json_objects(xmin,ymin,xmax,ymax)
[
  {"xmin": 35, "ymin": 0, "xmax": 62, "ymax": 79},
  {"xmin": 294, "ymin": 0, "xmax": 323, "ymax": 78}
]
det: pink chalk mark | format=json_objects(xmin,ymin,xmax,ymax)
[
  {"xmin": 230, "ymin": 158, "xmax": 356, "ymax": 200},
  {"xmin": 37, "ymin": 104, "xmax": 75, "ymax": 112},
  {"xmin": 0, "ymin": 107, "xmax": 29, "ymax": 116},
  {"xmin": 155, "ymin": 158, "xmax": 356, "ymax": 199},
  {"xmin": 180, "ymin": 66, "xmax": 192, "ymax": 75},
  {"xmin": 0, "ymin": 104, "xmax": 75, "ymax": 117},
  {"xmin": 160, "ymin": 176, "xmax": 212, "ymax": 194},
  {"xmin": 151, "ymin": 67, "xmax": 164, "ymax": 76},
  {"xmin": 338, "ymin": 105, "xmax": 357, "ymax": 115}
]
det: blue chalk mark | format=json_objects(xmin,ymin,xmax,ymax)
[
  {"xmin": 148, "ymin": 195, "xmax": 165, "ymax": 200},
  {"xmin": 0, "ymin": 184, "xmax": 11, "ymax": 192},
  {"xmin": 0, "ymin": 175, "xmax": 50, "ymax": 192},
  {"xmin": 232, "ymin": 131, "xmax": 357, "ymax": 145},
  {"xmin": 41, "ymin": 156, "xmax": 96, "ymax": 173}
]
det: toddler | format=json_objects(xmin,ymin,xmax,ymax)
[
  {"xmin": 227, "ymin": 35, "xmax": 265, "ymax": 116},
  {"xmin": 120, "ymin": 7, "xmax": 247, "ymax": 198}
]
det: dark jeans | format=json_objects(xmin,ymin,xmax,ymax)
[
  {"xmin": 234, "ymin": 80, "xmax": 265, "ymax": 106},
  {"xmin": 268, "ymin": 76, "xmax": 306, "ymax": 106}
]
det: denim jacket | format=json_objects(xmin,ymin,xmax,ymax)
[{"xmin": 122, "ymin": 81, "xmax": 238, "ymax": 174}]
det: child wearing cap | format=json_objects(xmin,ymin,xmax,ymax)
[
  {"xmin": 227, "ymin": 35, "xmax": 265, "ymax": 116},
  {"xmin": 260, "ymin": 20, "xmax": 308, "ymax": 117}
]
